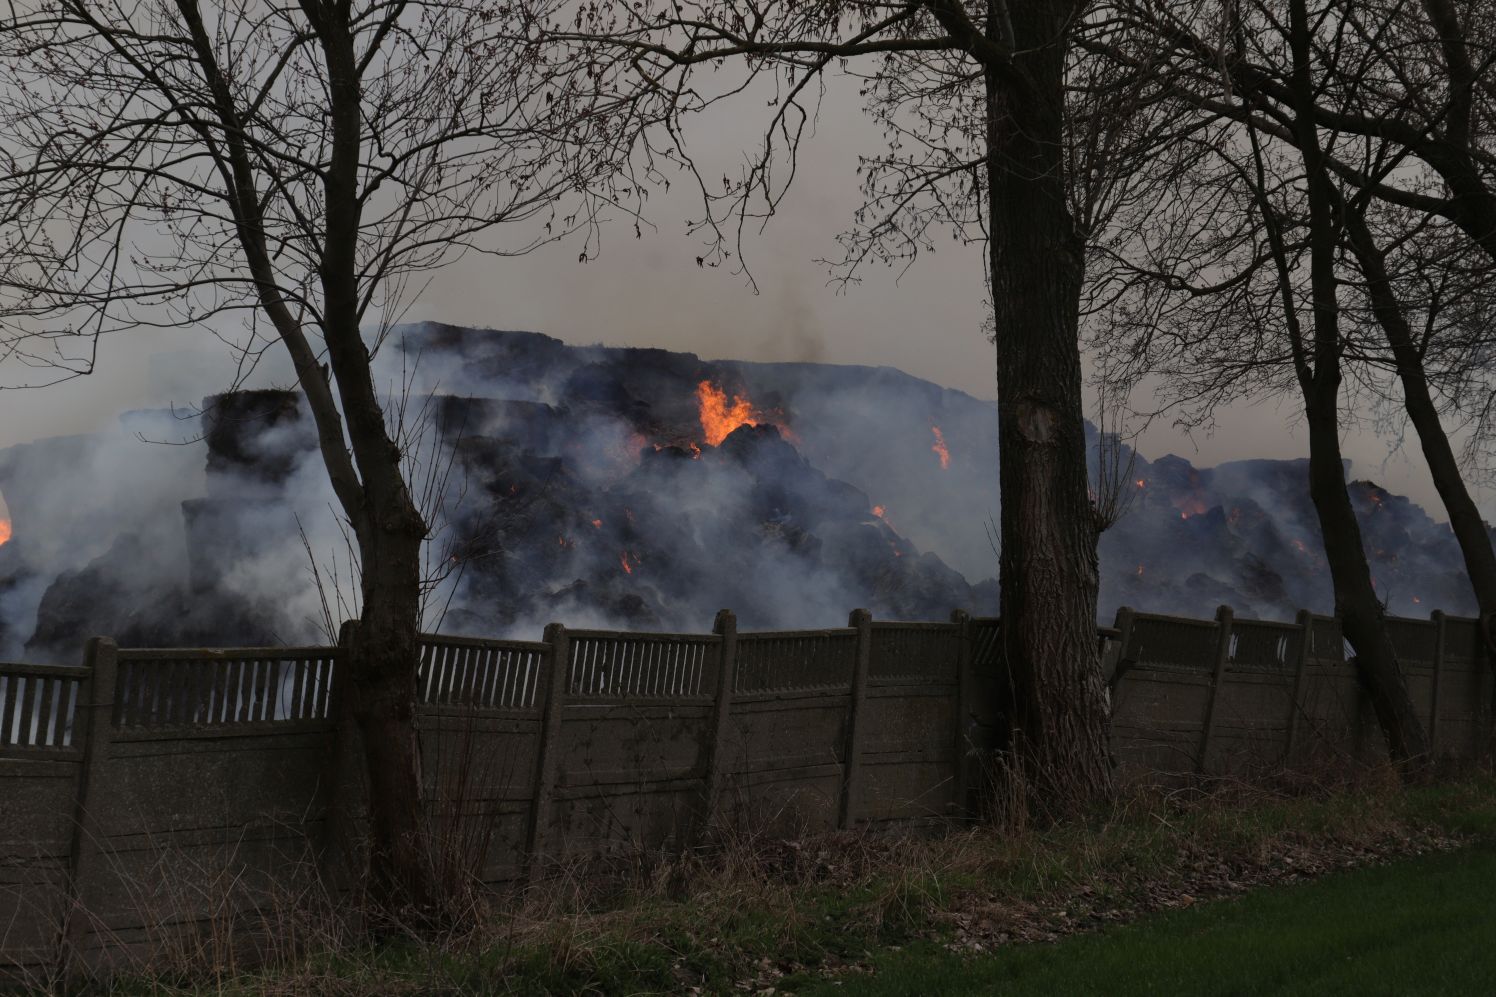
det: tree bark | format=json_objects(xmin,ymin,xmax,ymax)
[
  {"xmin": 347, "ymin": 526, "xmax": 434, "ymax": 913},
  {"xmin": 1303, "ymin": 388, "xmax": 1431, "ymax": 762},
  {"xmin": 310, "ymin": 2, "xmax": 439, "ymax": 912},
  {"xmin": 1286, "ymin": 0, "xmax": 1429, "ymax": 764},
  {"xmin": 1342, "ymin": 206, "xmax": 1496, "ymax": 653},
  {"xmin": 984, "ymin": 0, "xmax": 1114, "ymax": 815}
]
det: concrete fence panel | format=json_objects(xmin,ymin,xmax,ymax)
[{"xmin": 3, "ymin": 602, "xmax": 1493, "ymax": 980}]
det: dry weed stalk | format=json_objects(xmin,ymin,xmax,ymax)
[{"xmin": 25, "ymin": 755, "xmax": 1486, "ymax": 995}]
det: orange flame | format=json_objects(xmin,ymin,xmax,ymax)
[
  {"xmin": 697, "ymin": 380, "xmax": 771, "ymax": 446},
  {"xmin": 872, "ymin": 505, "xmax": 886, "ymax": 519},
  {"xmin": 0, "ymin": 519, "xmax": 10, "ymax": 546},
  {"xmin": 1136, "ymin": 478, "xmax": 1146, "ymax": 488},
  {"xmin": 591, "ymin": 518, "xmax": 603, "ymax": 529},
  {"xmin": 620, "ymin": 551, "xmax": 637, "ymax": 575},
  {"xmin": 930, "ymin": 426, "xmax": 950, "ymax": 470}
]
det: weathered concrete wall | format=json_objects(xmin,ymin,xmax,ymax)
[{"xmin": 1, "ymin": 605, "xmax": 1490, "ymax": 981}]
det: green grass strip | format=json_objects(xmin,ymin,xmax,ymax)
[{"xmin": 790, "ymin": 841, "xmax": 1496, "ymax": 996}]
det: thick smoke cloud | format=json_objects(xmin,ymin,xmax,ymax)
[{"xmin": 0, "ymin": 323, "xmax": 1480, "ymax": 664}]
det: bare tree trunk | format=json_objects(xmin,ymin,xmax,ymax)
[
  {"xmin": 1303, "ymin": 390, "xmax": 1431, "ymax": 762},
  {"xmin": 984, "ymin": 0, "xmax": 1114, "ymax": 815},
  {"xmin": 1342, "ymin": 206, "xmax": 1496, "ymax": 653},
  {"xmin": 312, "ymin": 5, "xmax": 439, "ymax": 911},
  {"xmin": 1287, "ymin": 0, "xmax": 1428, "ymax": 765},
  {"xmin": 348, "ymin": 526, "xmax": 433, "ymax": 913}
]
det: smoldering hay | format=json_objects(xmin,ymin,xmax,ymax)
[{"xmin": 0, "ymin": 322, "xmax": 1479, "ymax": 663}]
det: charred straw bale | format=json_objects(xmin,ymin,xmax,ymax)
[{"xmin": 201, "ymin": 390, "xmax": 316, "ymax": 489}]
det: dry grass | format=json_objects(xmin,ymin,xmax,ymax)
[{"xmin": 33, "ymin": 762, "xmax": 1496, "ymax": 996}]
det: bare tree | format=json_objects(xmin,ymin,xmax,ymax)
[
  {"xmin": 0, "ymin": 0, "xmax": 643, "ymax": 911},
  {"xmin": 1081, "ymin": 0, "xmax": 1445, "ymax": 760},
  {"xmin": 555, "ymin": 0, "xmax": 1155, "ymax": 814},
  {"xmin": 1096, "ymin": 0, "xmax": 1496, "ymax": 658}
]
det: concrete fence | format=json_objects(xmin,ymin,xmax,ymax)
[{"xmin": 0, "ymin": 605, "xmax": 1491, "ymax": 981}]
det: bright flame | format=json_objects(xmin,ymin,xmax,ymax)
[
  {"xmin": 591, "ymin": 518, "xmax": 603, "ymax": 529},
  {"xmin": 1136, "ymin": 478, "xmax": 1146, "ymax": 488},
  {"xmin": 872, "ymin": 505, "xmax": 886, "ymax": 518},
  {"xmin": 620, "ymin": 551, "xmax": 637, "ymax": 575},
  {"xmin": 697, "ymin": 380, "xmax": 771, "ymax": 446},
  {"xmin": 930, "ymin": 426, "xmax": 951, "ymax": 470},
  {"xmin": 0, "ymin": 519, "xmax": 10, "ymax": 546}
]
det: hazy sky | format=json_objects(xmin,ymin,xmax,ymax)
[{"xmin": 1, "ymin": 72, "xmax": 1484, "ymax": 523}]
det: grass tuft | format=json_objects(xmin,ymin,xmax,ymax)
[{"xmin": 64, "ymin": 766, "xmax": 1496, "ymax": 995}]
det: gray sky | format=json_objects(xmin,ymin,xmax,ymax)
[{"xmin": 1, "ymin": 73, "xmax": 1482, "ymax": 524}]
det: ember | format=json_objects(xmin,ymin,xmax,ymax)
[
  {"xmin": 1177, "ymin": 496, "xmax": 1208, "ymax": 519},
  {"xmin": 930, "ymin": 426, "xmax": 950, "ymax": 470},
  {"xmin": 0, "ymin": 518, "xmax": 9, "ymax": 547}
]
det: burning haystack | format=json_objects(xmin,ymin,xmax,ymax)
[{"xmin": 0, "ymin": 323, "xmax": 1479, "ymax": 660}]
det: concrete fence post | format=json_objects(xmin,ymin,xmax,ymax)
[
  {"xmin": 1486, "ymin": 621, "xmax": 1496, "ymax": 757},
  {"xmin": 1283, "ymin": 610, "xmax": 1314, "ymax": 766},
  {"xmin": 317, "ymin": 620, "xmax": 362, "ymax": 890},
  {"xmin": 950, "ymin": 609, "xmax": 974, "ymax": 818},
  {"xmin": 525, "ymin": 623, "xmax": 569, "ymax": 883},
  {"xmin": 1430, "ymin": 610, "xmax": 1447, "ymax": 754},
  {"xmin": 1107, "ymin": 606, "xmax": 1137, "ymax": 694},
  {"xmin": 61, "ymin": 636, "xmax": 119, "ymax": 982},
  {"xmin": 1196, "ymin": 605, "xmax": 1234, "ymax": 775},
  {"xmin": 839, "ymin": 609, "xmax": 873, "ymax": 830},
  {"xmin": 699, "ymin": 610, "xmax": 739, "ymax": 837}
]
